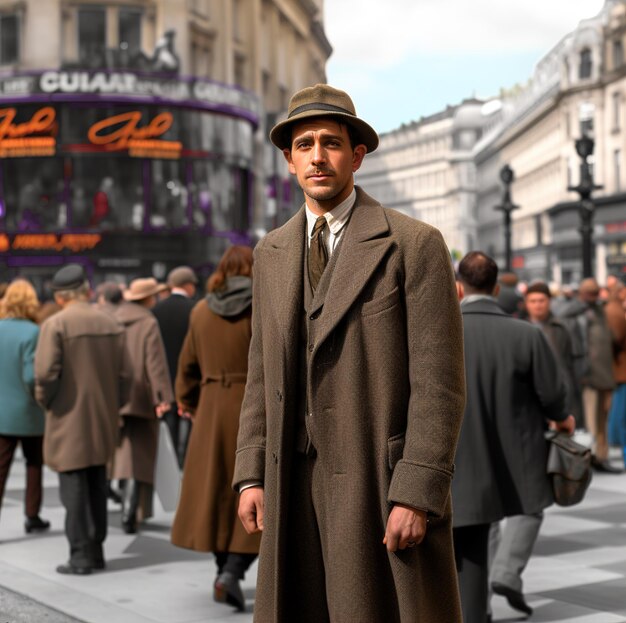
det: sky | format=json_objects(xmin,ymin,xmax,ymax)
[{"xmin": 325, "ymin": 0, "xmax": 606, "ymax": 134}]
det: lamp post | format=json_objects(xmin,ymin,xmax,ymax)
[
  {"xmin": 567, "ymin": 134, "xmax": 603, "ymax": 279},
  {"xmin": 494, "ymin": 164, "xmax": 519, "ymax": 272}
]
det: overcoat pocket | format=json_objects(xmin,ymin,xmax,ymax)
[{"xmin": 361, "ymin": 286, "xmax": 400, "ymax": 316}]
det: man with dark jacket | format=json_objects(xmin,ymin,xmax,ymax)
[
  {"xmin": 490, "ymin": 281, "xmax": 581, "ymax": 617},
  {"xmin": 34, "ymin": 264, "xmax": 131, "ymax": 575},
  {"xmin": 452, "ymin": 252, "xmax": 573, "ymax": 623},
  {"xmin": 152, "ymin": 265, "xmax": 197, "ymax": 466}
]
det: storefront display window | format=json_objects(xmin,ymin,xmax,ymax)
[
  {"xmin": 150, "ymin": 160, "xmax": 189, "ymax": 229},
  {"xmin": 119, "ymin": 8, "xmax": 142, "ymax": 57},
  {"xmin": 2, "ymin": 158, "xmax": 64, "ymax": 231},
  {"xmin": 70, "ymin": 157, "xmax": 143, "ymax": 230}
]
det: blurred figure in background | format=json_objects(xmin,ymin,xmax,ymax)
[
  {"xmin": 113, "ymin": 278, "xmax": 172, "ymax": 533},
  {"xmin": 152, "ymin": 266, "xmax": 198, "ymax": 467},
  {"xmin": 35, "ymin": 264, "xmax": 131, "ymax": 574},
  {"xmin": 95, "ymin": 282, "xmax": 124, "ymax": 316},
  {"xmin": 35, "ymin": 300, "xmax": 62, "ymax": 325},
  {"xmin": 496, "ymin": 271, "xmax": 524, "ymax": 317},
  {"xmin": 606, "ymin": 278, "xmax": 626, "ymax": 467},
  {"xmin": 0, "ymin": 280, "xmax": 50, "ymax": 534},
  {"xmin": 171, "ymin": 246, "xmax": 259, "ymax": 612},
  {"xmin": 557, "ymin": 278, "xmax": 620, "ymax": 473}
]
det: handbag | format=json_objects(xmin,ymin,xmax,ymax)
[{"xmin": 545, "ymin": 430, "xmax": 592, "ymax": 507}]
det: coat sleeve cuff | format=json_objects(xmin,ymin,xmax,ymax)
[
  {"xmin": 232, "ymin": 446, "xmax": 266, "ymax": 492},
  {"xmin": 387, "ymin": 460, "xmax": 453, "ymax": 517}
]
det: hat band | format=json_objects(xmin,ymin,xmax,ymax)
[{"xmin": 288, "ymin": 102, "xmax": 355, "ymax": 119}]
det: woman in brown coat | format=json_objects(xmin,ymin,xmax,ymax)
[
  {"xmin": 113, "ymin": 278, "xmax": 172, "ymax": 533},
  {"xmin": 171, "ymin": 246, "xmax": 260, "ymax": 611}
]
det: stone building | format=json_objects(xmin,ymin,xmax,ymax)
[{"xmin": 356, "ymin": 99, "xmax": 485, "ymax": 259}]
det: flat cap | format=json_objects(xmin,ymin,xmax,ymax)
[
  {"xmin": 167, "ymin": 266, "xmax": 198, "ymax": 288},
  {"xmin": 52, "ymin": 264, "xmax": 87, "ymax": 291}
]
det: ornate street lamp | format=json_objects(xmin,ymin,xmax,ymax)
[
  {"xmin": 567, "ymin": 134, "xmax": 603, "ymax": 278},
  {"xmin": 494, "ymin": 164, "xmax": 519, "ymax": 272}
]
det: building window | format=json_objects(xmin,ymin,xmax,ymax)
[
  {"xmin": 78, "ymin": 7, "xmax": 106, "ymax": 68},
  {"xmin": 615, "ymin": 149, "xmax": 621, "ymax": 191},
  {"xmin": 118, "ymin": 8, "xmax": 142, "ymax": 57},
  {"xmin": 614, "ymin": 92, "xmax": 621, "ymax": 131},
  {"xmin": 0, "ymin": 13, "xmax": 19, "ymax": 65},
  {"xmin": 614, "ymin": 39, "xmax": 624, "ymax": 69},
  {"xmin": 579, "ymin": 48, "xmax": 592, "ymax": 79}
]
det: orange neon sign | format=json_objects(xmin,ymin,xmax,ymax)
[
  {"xmin": 7, "ymin": 234, "xmax": 102, "ymax": 253},
  {"xmin": 87, "ymin": 111, "xmax": 181, "ymax": 158},
  {"xmin": 0, "ymin": 107, "xmax": 56, "ymax": 157},
  {"xmin": 0, "ymin": 107, "xmax": 56, "ymax": 140}
]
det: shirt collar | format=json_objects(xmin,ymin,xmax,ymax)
[
  {"xmin": 305, "ymin": 189, "xmax": 356, "ymax": 238},
  {"xmin": 460, "ymin": 294, "xmax": 495, "ymax": 307}
]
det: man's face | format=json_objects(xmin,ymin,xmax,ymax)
[
  {"xmin": 525, "ymin": 292, "xmax": 551, "ymax": 322},
  {"xmin": 283, "ymin": 118, "xmax": 366, "ymax": 213}
]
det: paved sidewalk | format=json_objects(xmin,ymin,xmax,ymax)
[{"xmin": 1, "ymin": 449, "xmax": 625, "ymax": 621}]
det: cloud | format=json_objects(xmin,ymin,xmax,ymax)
[{"xmin": 325, "ymin": 0, "xmax": 605, "ymax": 68}]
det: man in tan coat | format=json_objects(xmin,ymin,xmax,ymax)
[
  {"xmin": 234, "ymin": 85, "xmax": 466, "ymax": 621},
  {"xmin": 35, "ymin": 264, "xmax": 131, "ymax": 575}
]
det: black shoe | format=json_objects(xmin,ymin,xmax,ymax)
[
  {"xmin": 24, "ymin": 516, "xmax": 51, "ymax": 534},
  {"xmin": 492, "ymin": 582, "xmax": 532, "ymax": 616},
  {"xmin": 591, "ymin": 457, "xmax": 623, "ymax": 474},
  {"xmin": 121, "ymin": 519, "xmax": 137, "ymax": 534},
  {"xmin": 56, "ymin": 563, "xmax": 92, "ymax": 576},
  {"xmin": 214, "ymin": 571, "xmax": 245, "ymax": 611},
  {"xmin": 92, "ymin": 560, "xmax": 106, "ymax": 570}
]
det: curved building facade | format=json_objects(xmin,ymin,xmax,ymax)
[{"xmin": 0, "ymin": 0, "xmax": 331, "ymax": 290}]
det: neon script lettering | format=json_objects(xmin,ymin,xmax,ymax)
[
  {"xmin": 0, "ymin": 107, "xmax": 56, "ymax": 141},
  {"xmin": 88, "ymin": 111, "xmax": 173, "ymax": 150}
]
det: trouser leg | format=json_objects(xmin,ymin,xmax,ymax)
[
  {"xmin": 59, "ymin": 469, "xmax": 93, "ymax": 568},
  {"xmin": 20, "ymin": 436, "xmax": 44, "ymax": 518},
  {"xmin": 283, "ymin": 453, "xmax": 330, "ymax": 623},
  {"xmin": 86, "ymin": 465, "xmax": 107, "ymax": 566},
  {"xmin": 454, "ymin": 523, "xmax": 491, "ymax": 623},
  {"xmin": 0, "ymin": 436, "xmax": 18, "ymax": 516},
  {"xmin": 214, "ymin": 552, "xmax": 228, "ymax": 576},
  {"xmin": 490, "ymin": 513, "xmax": 543, "ymax": 593},
  {"xmin": 222, "ymin": 552, "xmax": 257, "ymax": 580},
  {"xmin": 595, "ymin": 390, "xmax": 612, "ymax": 461}
]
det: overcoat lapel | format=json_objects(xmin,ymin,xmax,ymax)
[
  {"xmin": 311, "ymin": 189, "xmax": 392, "ymax": 356},
  {"xmin": 263, "ymin": 208, "xmax": 306, "ymax": 350}
]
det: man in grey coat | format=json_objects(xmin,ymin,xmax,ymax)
[
  {"xmin": 452, "ymin": 252, "xmax": 574, "ymax": 623},
  {"xmin": 35, "ymin": 264, "xmax": 131, "ymax": 575},
  {"xmin": 234, "ymin": 84, "xmax": 465, "ymax": 621}
]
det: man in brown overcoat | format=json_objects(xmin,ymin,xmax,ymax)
[
  {"xmin": 35, "ymin": 264, "xmax": 131, "ymax": 575},
  {"xmin": 234, "ymin": 84, "xmax": 466, "ymax": 622}
]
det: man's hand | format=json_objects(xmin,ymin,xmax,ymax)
[
  {"xmin": 238, "ymin": 487, "xmax": 264, "ymax": 534},
  {"xmin": 551, "ymin": 414, "xmax": 576, "ymax": 436},
  {"xmin": 383, "ymin": 504, "xmax": 428, "ymax": 552},
  {"xmin": 155, "ymin": 402, "xmax": 170, "ymax": 418}
]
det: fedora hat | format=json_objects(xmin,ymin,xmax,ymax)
[
  {"xmin": 270, "ymin": 84, "xmax": 379, "ymax": 153},
  {"xmin": 124, "ymin": 278, "xmax": 167, "ymax": 302}
]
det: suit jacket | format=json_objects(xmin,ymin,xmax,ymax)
[
  {"xmin": 234, "ymin": 187, "xmax": 466, "ymax": 622},
  {"xmin": 34, "ymin": 301, "xmax": 131, "ymax": 472},
  {"xmin": 452, "ymin": 298, "xmax": 567, "ymax": 528},
  {"xmin": 152, "ymin": 293, "xmax": 195, "ymax": 387}
]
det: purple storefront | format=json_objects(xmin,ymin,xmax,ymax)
[{"xmin": 0, "ymin": 70, "xmax": 259, "ymax": 293}]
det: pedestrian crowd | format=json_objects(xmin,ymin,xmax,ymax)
[{"xmin": 0, "ymin": 82, "xmax": 626, "ymax": 623}]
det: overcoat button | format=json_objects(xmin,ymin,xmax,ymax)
[
  {"xmin": 308, "ymin": 344, "xmax": 314, "ymax": 352},
  {"xmin": 276, "ymin": 390, "xmax": 282, "ymax": 402}
]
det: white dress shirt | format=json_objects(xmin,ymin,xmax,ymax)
[{"xmin": 304, "ymin": 188, "xmax": 356, "ymax": 254}]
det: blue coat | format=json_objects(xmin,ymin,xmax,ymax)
[{"xmin": 0, "ymin": 318, "xmax": 45, "ymax": 436}]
